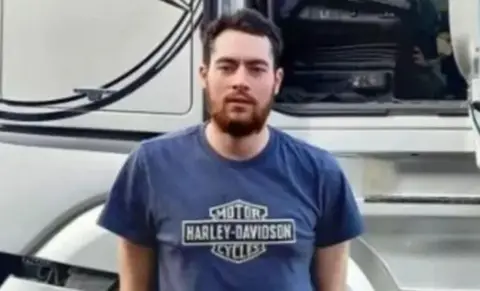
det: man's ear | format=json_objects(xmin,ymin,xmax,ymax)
[
  {"xmin": 199, "ymin": 64, "xmax": 208, "ymax": 89},
  {"xmin": 274, "ymin": 67, "xmax": 284, "ymax": 95}
]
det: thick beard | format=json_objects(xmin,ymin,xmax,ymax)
[{"xmin": 206, "ymin": 87, "xmax": 274, "ymax": 138}]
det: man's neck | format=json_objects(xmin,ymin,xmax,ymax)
[{"xmin": 205, "ymin": 122, "xmax": 270, "ymax": 161}]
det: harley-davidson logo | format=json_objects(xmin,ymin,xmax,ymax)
[{"xmin": 182, "ymin": 199, "xmax": 296, "ymax": 264}]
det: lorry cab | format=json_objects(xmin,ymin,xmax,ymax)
[
  {"xmin": 1, "ymin": 1, "xmax": 480, "ymax": 291},
  {"xmin": 0, "ymin": 0, "xmax": 476, "ymax": 154}
]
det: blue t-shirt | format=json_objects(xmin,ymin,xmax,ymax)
[{"xmin": 98, "ymin": 123, "xmax": 364, "ymax": 291}]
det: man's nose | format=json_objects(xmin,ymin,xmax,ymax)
[{"xmin": 231, "ymin": 66, "xmax": 250, "ymax": 91}]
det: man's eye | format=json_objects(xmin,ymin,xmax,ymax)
[
  {"xmin": 251, "ymin": 67, "xmax": 266, "ymax": 73},
  {"xmin": 219, "ymin": 66, "xmax": 234, "ymax": 72},
  {"xmin": 218, "ymin": 67, "xmax": 233, "ymax": 73}
]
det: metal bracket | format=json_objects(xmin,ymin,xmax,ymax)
[
  {"xmin": 73, "ymin": 88, "xmax": 116, "ymax": 102},
  {"xmin": 63, "ymin": 270, "xmax": 117, "ymax": 291}
]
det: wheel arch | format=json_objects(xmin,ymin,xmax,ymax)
[
  {"xmin": 27, "ymin": 194, "xmax": 118, "ymax": 274},
  {"xmin": 349, "ymin": 237, "xmax": 401, "ymax": 291}
]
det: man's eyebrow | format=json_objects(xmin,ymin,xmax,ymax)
[
  {"xmin": 215, "ymin": 57, "xmax": 269, "ymax": 66},
  {"xmin": 246, "ymin": 59, "xmax": 269, "ymax": 67},
  {"xmin": 215, "ymin": 57, "xmax": 237, "ymax": 64}
]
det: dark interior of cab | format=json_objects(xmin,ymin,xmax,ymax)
[{"xmin": 246, "ymin": 0, "xmax": 467, "ymax": 116}]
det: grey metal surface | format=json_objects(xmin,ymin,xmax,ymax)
[
  {"xmin": 362, "ymin": 215, "xmax": 480, "ymax": 290},
  {"xmin": 64, "ymin": 271, "xmax": 117, "ymax": 290},
  {"xmin": 0, "ymin": 276, "xmax": 79, "ymax": 291}
]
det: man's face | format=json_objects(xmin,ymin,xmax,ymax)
[{"xmin": 200, "ymin": 29, "xmax": 283, "ymax": 138}]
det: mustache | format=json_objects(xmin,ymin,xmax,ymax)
[{"xmin": 225, "ymin": 92, "xmax": 256, "ymax": 105}]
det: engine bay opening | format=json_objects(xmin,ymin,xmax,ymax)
[{"xmin": 249, "ymin": 0, "xmax": 467, "ymax": 116}]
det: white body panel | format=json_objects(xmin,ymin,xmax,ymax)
[
  {"xmin": 274, "ymin": 115, "xmax": 473, "ymax": 153},
  {"xmin": 0, "ymin": 141, "xmax": 125, "ymax": 255},
  {"xmin": 4, "ymin": 0, "xmax": 191, "ymax": 114}
]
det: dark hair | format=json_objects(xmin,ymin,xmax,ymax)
[{"xmin": 201, "ymin": 8, "xmax": 283, "ymax": 68}]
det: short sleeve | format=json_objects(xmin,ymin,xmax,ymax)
[
  {"xmin": 97, "ymin": 145, "xmax": 156, "ymax": 247},
  {"xmin": 315, "ymin": 158, "xmax": 364, "ymax": 248}
]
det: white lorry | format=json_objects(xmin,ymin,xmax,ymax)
[{"xmin": 0, "ymin": 0, "xmax": 480, "ymax": 290}]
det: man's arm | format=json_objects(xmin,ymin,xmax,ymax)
[
  {"xmin": 118, "ymin": 239, "xmax": 155, "ymax": 291},
  {"xmin": 313, "ymin": 155, "xmax": 364, "ymax": 291},
  {"xmin": 313, "ymin": 242, "xmax": 349, "ymax": 291},
  {"xmin": 97, "ymin": 145, "xmax": 157, "ymax": 291}
]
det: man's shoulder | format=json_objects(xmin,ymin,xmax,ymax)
[
  {"xmin": 142, "ymin": 124, "xmax": 201, "ymax": 147},
  {"xmin": 273, "ymin": 127, "xmax": 340, "ymax": 173},
  {"xmin": 137, "ymin": 124, "xmax": 202, "ymax": 156}
]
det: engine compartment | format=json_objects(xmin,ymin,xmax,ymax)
[{"xmin": 251, "ymin": 0, "xmax": 467, "ymax": 116}]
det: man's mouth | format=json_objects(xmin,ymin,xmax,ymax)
[
  {"xmin": 227, "ymin": 97, "xmax": 254, "ymax": 105},
  {"xmin": 229, "ymin": 100, "xmax": 250, "ymax": 105}
]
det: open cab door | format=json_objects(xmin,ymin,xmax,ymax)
[
  {"xmin": 205, "ymin": 0, "xmax": 473, "ymax": 154},
  {"xmin": 0, "ymin": 0, "xmax": 204, "ymax": 134},
  {"xmin": 449, "ymin": 1, "xmax": 480, "ymax": 168}
]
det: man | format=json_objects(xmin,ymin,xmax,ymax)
[{"xmin": 98, "ymin": 8, "xmax": 364, "ymax": 291}]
